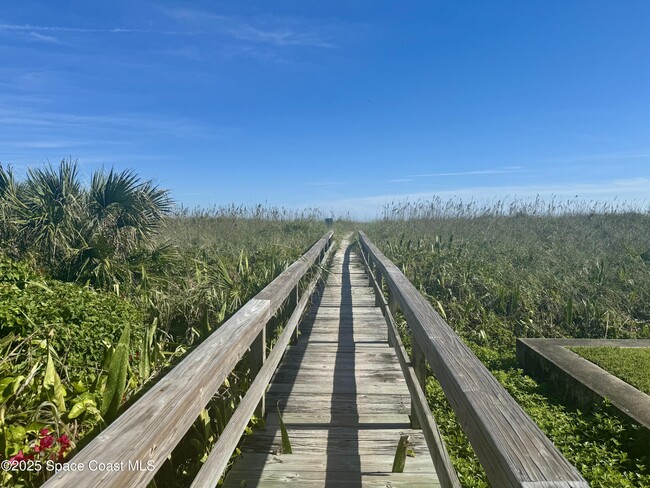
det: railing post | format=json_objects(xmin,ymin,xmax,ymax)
[
  {"xmin": 250, "ymin": 327, "xmax": 266, "ymax": 418},
  {"xmin": 375, "ymin": 269, "xmax": 383, "ymax": 306},
  {"xmin": 290, "ymin": 284, "xmax": 300, "ymax": 344},
  {"xmin": 388, "ymin": 292, "xmax": 398, "ymax": 317},
  {"xmin": 387, "ymin": 292, "xmax": 397, "ymax": 347},
  {"xmin": 410, "ymin": 335, "xmax": 426, "ymax": 429}
]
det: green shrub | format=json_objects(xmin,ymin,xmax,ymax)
[{"xmin": 0, "ymin": 267, "xmax": 143, "ymax": 369}]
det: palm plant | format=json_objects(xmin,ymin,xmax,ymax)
[
  {"xmin": 0, "ymin": 160, "xmax": 174, "ymax": 287},
  {"xmin": 69, "ymin": 168, "xmax": 174, "ymax": 285},
  {"xmin": 0, "ymin": 164, "xmax": 18, "ymax": 245},
  {"xmin": 0, "ymin": 164, "xmax": 14, "ymax": 200},
  {"xmin": 10, "ymin": 161, "xmax": 83, "ymax": 271}
]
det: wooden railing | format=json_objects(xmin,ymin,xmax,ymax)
[
  {"xmin": 358, "ymin": 239, "xmax": 461, "ymax": 488},
  {"xmin": 358, "ymin": 231, "xmax": 588, "ymax": 488},
  {"xmin": 43, "ymin": 231, "xmax": 334, "ymax": 488}
]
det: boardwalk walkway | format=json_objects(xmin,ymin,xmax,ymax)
[
  {"xmin": 223, "ymin": 238, "xmax": 439, "ymax": 487},
  {"xmin": 42, "ymin": 231, "xmax": 586, "ymax": 488}
]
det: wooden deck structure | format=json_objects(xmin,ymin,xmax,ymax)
[{"xmin": 43, "ymin": 231, "xmax": 588, "ymax": 488}]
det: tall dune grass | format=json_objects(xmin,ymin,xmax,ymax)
[{"xmin": 363, "ymin": 197, "xmax": 650, "ymax": 487}]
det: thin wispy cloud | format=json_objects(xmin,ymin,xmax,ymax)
[
  {"xmin": 27, "ymin": 31, "xmax": 59, "ymax": 43},
  {"xmin": 0, "ymin": 23, "xmax": 167, "ymax": 35},
  {"xmin": 2, "ymin": 152, "xmax": 176, "ymax": 174},
  {"xmin": 164, "ymin": 8, "xmax": 336, "ymax": 49},
  {"xmin": 305, "ymin": 181, "xmax": 352, "ymax": 187},
  {"xmin": 0, "ymin": 106, "xmax": 217, "ymax": 138},
  {"xmin": 409, "ymin": 167, "xmax": 530, "ymax": 178},
  {"xmin": 386, "ymin": 167, "xmax": 530, "ymax": 184},
  {"xmin": 613, "ymin": 177, "xmax": 650, "ymax": 187},
  {"xmin": 3, "ymin": 139, "xmax": 91, "ymax": 149},
  {"xmin": 550, "ymin": 151, "xmax": 650, "ymax": 163},
  {"xmin": 230, "ymin": 23, "xmax": 334, "ymax": 48}
]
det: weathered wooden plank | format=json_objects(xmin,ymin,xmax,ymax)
[
  {"xmin": 268, "ymin": 381, "xmax": 409, "ymax": 395},
  {"xmin": 269, "ymin": 389, "xmax": 409, "ymax": 399},
  {"xmin": 517, "ymin": 338, "xmax": 650, "ymax": 431},
  {"xmin": 264, "ymin": 412, "xmax": 411, "ymax": 427},
  {"xmin": 298, "ymin": 326, "xmax": 386, "ymax": 335},
  {"xmin": 284, "ymin": 347, "xmax": 393, "ymax": 358},
  {"xmin": 279, "ymin": 357, "xmax": 400, "ymax": 368},
  {"xmin": 270, "ymin": 370, "xmax": 406, "ymax": 385},
  {"xmin": 307, "ymin": 307, "xmax": 384, "ymax": 315},
  {"xmin": 298, "ymin": 325, "xmax": 387, "ymax": 333},
  {"xmin": 274, "ymin": 401, "xmax": 409, "ymax": 415},
  {"xmin": 358, "ymin": 232, "xmax": 588, "ymax": 488},
  {"xmin": 319, "ymin": 290, "xmax": 375, "ymax": 296},
  {"xmin": 250, "ymin": 327, "xmax": 266, "ymax": 418},
  {"xmin": 227, "ymin": 453, "xmax": 436, "ymax": 474},
  {"xmin": 243, "ymin": 427, "xmax": 427, "ymax": 440},
  {"xmin": 224, "ymin": 473, "xmax": 440, "ymax": 488},
  {"xmin": 241, "ymin": 434, "xmax": 427, "ymax": 455},
  {"xmin": 276, "ymin": 361, "xmax": 402, "ymax": 372},
  {"xmin": 268, "ymin": 396, "xmax": 412, "ymax": 418},
  {"xmin": 325, "ymin": 280, "xmax": 370, "ymax": 287}
]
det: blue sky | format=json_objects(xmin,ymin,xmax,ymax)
[{"xmin": 1, "ymin": 1, "xmax": 649, "ymax": 217}]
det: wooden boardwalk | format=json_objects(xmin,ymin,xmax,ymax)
[
  {"xmin": 223, "ymin": 238, "xmax": 439, "ymax": 487},
  {"xmin": 43, "ymin": 230, "xmax": 586, "ymax": 488}
]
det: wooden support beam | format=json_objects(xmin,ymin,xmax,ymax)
[
  {"xmin": 375, "ymin": 269, "xmax": 383, "ymax": 307},
  {"xmin": 290, "ymin": 284, "xmax": 300, "ymax": 345},
  {"xmin": 410, "ymin": 338, "xmax": 426, "ymax": 429},
  {"xmin": 250, "ymin": 328, "xmax": 266, "ymax": 418}
]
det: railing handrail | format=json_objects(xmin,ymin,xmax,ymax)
[
  {"xmin": 43, "ymin": 231, "xmax": 334, "ymax": 488},
  {"xmin": 357, "ymin": 237, "xmax": 462, "ymax": 488},
  {"xmin": 358, "ymin": 231, "xmax": 588, "ymax": 488}
]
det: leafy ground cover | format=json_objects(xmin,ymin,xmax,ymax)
[
  {"xmin": 570, "ymin": 346, "xmax": 650, "ymax": 395},
  {"xmin": 364, "ymin": 198, "xmax": 650, "ymax": 487}
]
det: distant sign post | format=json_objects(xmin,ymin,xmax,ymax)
[{"xmin": 324, "ymin": 218, "xmax": 333, "ymax": 227}]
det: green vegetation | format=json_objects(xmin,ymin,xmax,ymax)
[
  {"xmin": 570, "ymin": 346, "xmax": 650, "ymax": 395},
  {"xmin": 0, "ymin": 160, "xmax": 327, "ymax": 487},
  {"xmin": 364, "ymin": 198, "xmax": 650, "ymax": 487}
]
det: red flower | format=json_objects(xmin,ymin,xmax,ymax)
[
  {"xmin": 55, "ymin": 435, "xmax": 72, "ymax": 461},
  {"xmin": 9, "ymin": 451, "xmax": 25, "ymax": 462},
  {"xmin": 40, "ymin": 435, "xmax": 55, "ymax": 449},
  {"xmin": 39, "ymin": 428, "xmax": 49, "ymax": 436}
]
